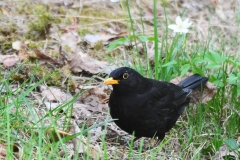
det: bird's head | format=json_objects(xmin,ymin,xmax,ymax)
[{"xmin": 104, "ymin": 67, "xmax": 143, "ymax": 92}]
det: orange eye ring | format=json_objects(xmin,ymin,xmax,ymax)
[{"xmin": 123, "ymin": 72, "xmax": 129, "ymax": 79}]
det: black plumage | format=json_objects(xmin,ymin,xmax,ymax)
[{"xmin": 104, "ymin": 67, "xmax": 208, "ymax": 143}]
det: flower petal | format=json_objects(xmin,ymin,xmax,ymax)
[
  {"xmin": 179, "ymin": 28, "xmax": 189, "ymax": 33},
  {"xmin": 168, "ymin": 24, "xmax": 177, "ymax": 30},
  {"xmin": 176, "ymin": 16, "xmax": 182, "ymax": 25},
  {"xmin": 185, "ymin": 22, "xmax": 192, "ymax": 28},
  {"xmin": 183, "ymin": 18, "xmax": 192, "ymax": 28},
  {"xmin": 183, "ymin": 18, "xmax": 189, "ymax": 24}
]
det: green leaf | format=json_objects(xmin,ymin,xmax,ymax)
[
  {"xmin": 237, "ymin": 72, "xmax": 240, "ymax": 78},
  {"xmin": 107, "ymin": 37, "xmax": 130, "ymax": 52},
  {"xmin": 213, "ymin": 79, "xmax": 224, "ymax": 87},
  {"xmin": 192, "ymin": 65, "xmax": 204, "ymax": 75},
  {"xmin": 192, "ymin": 57, "xmax": 206, "ymax": 64},
  {"xmin": 181, "ymin": 64, "xmax": 191, "ymax": 76},
  {"xmin": 204, "ymin": 51, "xmax": 226, "ymax": 64},
  {"xmin": 224, "ymin": 138, "xmax": 239, "ymax": 151},
  {"xmin": 147, "ymin": 37, "xmax": 155, "ymax": 41},
  {"xmin": 205, "ymin": 63, "xmax": 221, "ymax": 69},
  {"xmin": 138, "ymin": 35, "xmax": 148, "ymax": 42},
  {"xmin": 228, "ymin": 73, "xmax": 240, "ymax": 85},
  {"xmin": 162, "ymin": 60, "xmax": 177, "ymax": 67},
  {"xmin": 107, "ymin": 43, "xmax": 118, "ymax": 52}
]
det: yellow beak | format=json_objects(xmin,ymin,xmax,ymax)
[{"xmin": 104, "ymin": 77, "xmax": 119, "ymax": 85}]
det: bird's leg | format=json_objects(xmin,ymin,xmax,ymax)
[{"xmin": 154, "ymin": 138, "xmax": 162, "ymax": 146}]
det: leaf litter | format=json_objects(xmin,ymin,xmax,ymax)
[{"xmin": 0, "ymin": 0, "xmax": 238, "ymax": 159}]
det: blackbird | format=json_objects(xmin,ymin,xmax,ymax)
[{"xmin": 104, "ymin": 67, "xmax": 208, "ymax": 144}]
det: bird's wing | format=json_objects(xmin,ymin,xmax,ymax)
[
  {"xmin": 148, "ymin": 81, "xmax": 190, "ymax": 114},
  {"xmin": 145, "ymin": 81, "xmax": 191, "ymax": 132}
]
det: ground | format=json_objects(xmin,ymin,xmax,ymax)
[{"xmin": 0, "ymin": 0, "xmax": 239, "ymax": 159}]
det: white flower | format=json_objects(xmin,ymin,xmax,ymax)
[
  {"xmin": 110, "ymin": 0, "xmax": 119, "ymax": 2},
  {"xmin": 168, "ymin": 16, "xmax": 192, "ymax": 34}
]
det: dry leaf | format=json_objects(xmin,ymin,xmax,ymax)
[
  {"xmin": 89, "ymin": 127, "xmax": 104, "ymax": 141},
  {"xmin": 70, "ymin": 121, "xmax": 101, "ymax": 159},
  {"xmin": 214, "ymin": 145, "xmax": 239, "ymax": 160},
  {"xmin": 84, "ymin": 34, "xmax": 101, "ymax": 43},
  {"xmin": 50, "ymin": 28, "xmax": 81, "ymax": 53},
  {"xmin": 0, "ymin": 144, "xmax": 6, "ymax": 159},
  {"xmin": 60, "ymin": 31, "xmax": 81, "ymax": 52},
  {"xmin": 0, "ymin": 143, "xmax": 22, "ymax": 159},
  {"xmin": 69, "ymin": 51, "xmax": 115, "ymax": 74},
  {"xmin": 0, "ymin": 55, "xmax": 19, "ymax": 67},
  {"xmin": 34, "ymin": 49, "xmax": 64, "ymax": 65},
  {"xmin": 50, "ymin": 25, "xmax": 116, "ymax": 74},
  {"xmin": 40, "ymin": 86, "xmax": 73, "ymax": 103},
  {"xmin": 72, "ymin": 103, "xmax": 92, "ymax": 118},
  {"xmin": 215, "ymin": 6, "xmax": 226, "ymax": 21},
  {"xmin": 78, "ymin": 87, "xmax": 108, "ymax": 112}
]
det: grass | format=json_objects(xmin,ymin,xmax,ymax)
[
  {"xmin": 105, "ymin": 0, "xmax": 240, "ymax": 159},
  {"xmin": 0, "ymin": 0, "xmax": 239, "ymax": 159}
]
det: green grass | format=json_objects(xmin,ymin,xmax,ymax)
[
  {"xmin": 0, "ymin": 0, "xmax": 239, "ymax": 159},
  {"xmin": 106, "ymin": 0, "xmax": 239, "ymax": 159}
]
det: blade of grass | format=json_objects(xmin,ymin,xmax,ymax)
[{"xmin": 153, "ymin": 0, "xmax": 159, "ymax": 80}]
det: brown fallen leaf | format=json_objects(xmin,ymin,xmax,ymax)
[
  {"xmin": 71, "ymin": 103, "xmax": 92, "ymax": 119},
  {"xmin": 34, "ymin": 49, "xmax": 64, "ymax": 65},
  {"xmin": 50, "ymin": 25, "xmax": 116, "ymax": 74},
  {"xmin": 0, "ymin": 54, "xmax": 19, "ymax": 67},
  {"xmin": 40, "ymin": 85, "xmax": 73, "ymax": 103},
  {"xmin": 84, "ymin": 32, "xmax": 118, "ymax": 45},
  {"xmin": 84, "ymin": 34, "xmax": 101, "ymax": 44},
  {"xmin": 214, "ymin": 144, "xmax": 239, "ymax": 160},
  {"xmin": 77, "ymin": 87, "xmax": 109, "ymax": 112},
  {"xmin": 69, "ymin": 51, "xmax": 115, "ymax": 74},
  {"xmin": 70, "ymin": 121, "xmax": 101, "ymax": 159},
  {"xmin": 0, "ymin": 144, "xmax": 6, "ymax": 159},
  {"xmin": 0, "ymin": 143, "xmax": 22, "ymax": 159},
  {"xmin": 50, "ymin": 27, "xmax": 81, "ymax": 53}
]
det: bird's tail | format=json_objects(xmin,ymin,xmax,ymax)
[{"xmin": 178, "ymin": 74, "xmax": 208, "ymax": 90}]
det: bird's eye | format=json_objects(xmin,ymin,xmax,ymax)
[{"xmin": 123, "ymin": 72, "xmax": 129, "ymax": 79}]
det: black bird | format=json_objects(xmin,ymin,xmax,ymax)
[{"xmin": 104, "ymin": 67, "xmax": 208, "ymax": 144}]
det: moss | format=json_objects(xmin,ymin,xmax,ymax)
[
  {"xmin": 93, "ymin": 41, "xmax": 104, "ymax": 51},
  {"xmin": 57, "ymin": 6, "xmax": 67, "ymax": 14},
  {"xmin": 28, "ymin": 52, "xmax": 38, "ymax": 60},
  {"xmin": 27, "ymin": 41, "xmax": 45, "ymax": 49},
  {"xmin": 49, "ymin": 50, "xmax": 59, "ymax": 58},
  {"xmin": 10, "ymin": 73, "xmax": 26, "ymax": 82},
  {"xmin": 65, "ymin": 16, "xmax": 74, "ymax": 25},
  {"xmin": 161, "ymin": 0, "xmax": 170, "ymax": 7},
  {"xmin": 0, "ymin": 23, "xmax": 17, "ymax": 36},
  {"xmin": 27, "ymin": 4, "xmax": 60, "ymax": 39},
  {"xmin": 77, "ymin": 28, "xmax": 91, "ymax": 37},
  {"xmin": 63, "ymin": 45, "xmax": 72, "ymax": 53},
  {"xmin": 0, "ymin": 23, "xmax": 18, "ymax": 53}
]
